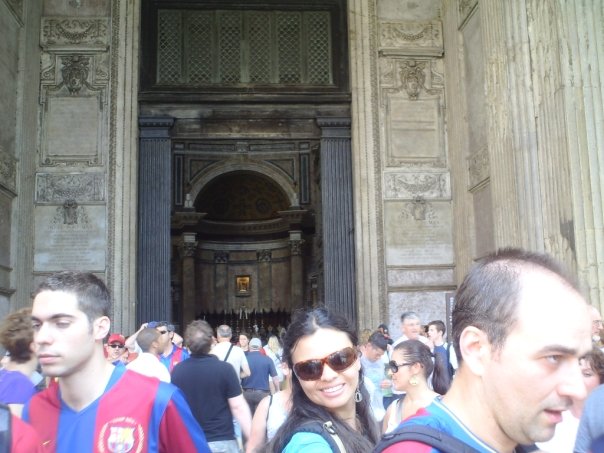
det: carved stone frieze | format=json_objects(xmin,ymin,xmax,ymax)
[
  {"xmin": 290, "ymin": 239, "xmax": 305, "ymax": 256},
  {"xmin": 214, "ymin": 251, "xmax": 229, "ymax": 263},
  {"xmin": 35, "ymin": 173, "xmax": 105, "ymax": 203},
  {"xmin": 379, "ymin": 21, "xmax": 443, "ymax": 57},
  {"xmin": 381, "ymin": 59, "xmax": 444, "ymax": 98},
  {"xmin": 0, "ymin": 148, "xmax": 17, "ymax": 194},
  {"xmin": 41, "ymin": 17, "xmax": 110, "ymax": 49},
  {"xmin": 385, "ymin": 172, "xmax": 450, "ymax": 200},
  {"xmin": 468, "ymin": 146, "xmax": 490, "ymax": 190},
  {"xmin": 257, "ymin": 250, "xmax": 272, "ymax": 262}
]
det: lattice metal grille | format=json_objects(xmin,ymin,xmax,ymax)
[
  {"xmin": 248, "ymin": 12, "xmax": 272, "ymax": 83},
  {"xmin": 187, "ymin": 12, "xmax": 213, "ymax": 84},
  {"xmin": 306, "ymin": 12, "xmax": 332, "ymax": 85},
  {"xmin": 277, "ymin": 12, "xmax": 302, "ymax": 84},
  {"xmin": 157, "ymin": 11, "xmax": 183, "ymax": 84},
  {"xmin": 156, "ymin": 9, "xmax": 332, "ymax": 87},
  {"xmin": 218, "ymin": 11, "xmax": 242, "ymax": 83}
]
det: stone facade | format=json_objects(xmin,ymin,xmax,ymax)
[{"xmin": 1, "ymin": 0, "xmax": 603, "ymax": 337}]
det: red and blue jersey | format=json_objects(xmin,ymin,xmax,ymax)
[
  {"xmin": 381, "ymin": 400, "xmax": 498, "ymax": 453},
  {"xmin": 161, "ymin": 344, "xmax": 189, "ymax": 372},
  {"xmin": 23, "ymin": 366, "xmax": 210, "ymax": 453}
]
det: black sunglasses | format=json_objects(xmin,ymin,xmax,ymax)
[
  {"xmin": 108, "ymin": 344, "xmax": 124, "ymax": 349},
  {"xmin": 388, "ymin": 360, "xmax": 415, "ymax": 374},
  {"xmin": 293, "ymin": 347, "xmax": 358, "ymax": 381}
]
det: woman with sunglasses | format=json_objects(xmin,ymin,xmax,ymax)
[
  {"xmin": 382, "ymin": 339, "xmax": 450, "ymax": 434},
  {"xmin": 268, "ymin": 307, "xmax": 380, "ymax": 452}
]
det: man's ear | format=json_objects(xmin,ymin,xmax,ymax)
[
  {"xmin": 94, "ymin": 316, "xmax": 111, "ymax": 341},
  {"xmin": 458, "ymin": 326, "xmax": 491, "ymax": 376}
]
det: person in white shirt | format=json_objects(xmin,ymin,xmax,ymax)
[
  {"xmin": 126, "ymin": 327, "xmax": 171, "ymax": 383},
  {"xmin": 211, "ymin": 325, "xmax": 250, "ymax": 381}
]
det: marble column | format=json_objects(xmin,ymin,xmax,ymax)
[
  {"xmin": 137, "ymin": 117, "xmax": 174, "ymax": 324},
  {"xmin": 179, "ymin": 233, "xmax": 197, "ymax": 329},
  {"xmin": 317, "ymin": 117, "xmax": 356, "ymax": 325},
  {"xmin": 289, "ymin": 231, "xmax": 305, "ymax": 310}
]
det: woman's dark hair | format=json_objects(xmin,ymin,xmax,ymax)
[
  {"xmin": 584, "ymin": 346, "xmax": 604, "ymax": 384},
  {"xmin": 268, "ymin": 307, "xmax": 380, "ymax": 452},
  {"xmin": 393, "ymin": 339, "xmax": 451, "ymax": 395}
]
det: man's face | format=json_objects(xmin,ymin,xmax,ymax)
[
  {"xmin": 480, "ymin": 270, "xmax": 592, "ymax": 448},
  {"xmin": 105, "ymin": 342, "xmax": 124, "ymax": 361},
  {"xmin": 363, "ymin": 343, "xmax": 385, "ymax": 362},
  {"xmin": 401, "ymin": 317, "xmax": 421, "ymax": 340},
  {"xmin": 32, "ymin": 290, "xmax": 102, "ymax": 378},
  {"xmin": 155, "ymin": 325, "xmax": 171, "ymax": 350},
  {"xmin": 427, "ymin": 325, "xmax": 442, "ymax": 343}
]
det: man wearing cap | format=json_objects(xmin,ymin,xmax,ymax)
[
  {"xmin": 240, "ymin": 338, "xmax": 279, "ymax": 416},
  {"xmin": 104, "ymin": 333, "xmax": 128, "ymax": 365}
]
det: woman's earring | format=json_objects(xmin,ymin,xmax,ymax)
[
  {"xmin": 354, "ymin": 388, "xmax": 363, "ymax": 402},
  {"xmin": 409, "ymin": 375, "xmax": 419, "ymax": 386}
]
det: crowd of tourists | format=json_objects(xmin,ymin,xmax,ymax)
[{"xmin": 0, "ymin": 247, "xmax": 604, "ymax": 452}]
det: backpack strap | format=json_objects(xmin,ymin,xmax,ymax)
[
  {"xmin": 374, "ymin": 425, "xmax": 481, "ymax": 453},
  {"xmin": 224, "ymin": 344, "xmax": 234, "ymax": 362},
  {"xmin": 286, "ymin": 420, "xmax": 346, "ymax": 453}
]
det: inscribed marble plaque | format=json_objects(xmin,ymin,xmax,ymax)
[
  {"xmin": 45, "ymin": 96, "xmax": 99, "ymax": 159},
  {"xmin": 385, "ymin": 200, "xmax": 453, "ymax": 265},
  {"xmin": 386, "ymin": 97, "xmax": 442, "ymax": 163},
  {"xmin": 34, "ymin": 205, "xmax": 106, "ymax": 271}
]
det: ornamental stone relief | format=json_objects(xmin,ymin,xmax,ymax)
[
  {"xmin": 35, "ymin": 173, "xmax": 105, "ymax": 203},
  {"xmin": 384, "ymin": 172, "xmax": 450, "ymax": 200},
  {"xmin": 41, "ymin": 18, "xmax": 109, "ymax": 48},
  {"xmin": 379, "ymin": 21, "xmax": 443, "ymax": 56},
  {"xmin": 468, "ymin": 146, "xmax": 490, "ymax": 190},
  {"xmin": 0, "ymin": 147, "xmax": 17, "ymax": 194}
]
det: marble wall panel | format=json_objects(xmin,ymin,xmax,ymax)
[
  {"xmin": 473, "ymin": 183, "xmax": 495, "ymax": 258},
  {"xmin": 34, "ymin": 204, "xmax": 107, "ymax": 272},
  {"xmin": 0, "ymin": 2, "xmax": 19, "ymax": 155},
  {"xmin": 386, "ymin": 290, "xmax": 449, "ymax": 339},
  {"xmin": 384, "ymin": 200, "xmax": 454, "ymax": 266},
  {"xmin": 377, "ymin": 0, "xmax": 441, "ymax": 22},
  {"xmin": 0, "ymin": 195, "xmax": 11, "ymax": 268},
  {"xmin": 387, "ymin": 268, "xmax": 454, "ymax": 288}
]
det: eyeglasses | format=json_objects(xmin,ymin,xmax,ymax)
[
  {"xmin": 108, "ymin": 344, "xmax": 124, "ymax": 349},
  {"xmin": 293, "ymin": 347, "xmax": 358, "ymax": 381},
  {"xmin": 388, "ymin": 360, "xmax": 415, "ymax": 374}
]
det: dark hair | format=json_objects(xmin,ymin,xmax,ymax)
[
  {"xmin": 0, "ymin": 308, "xmax": 34, "ymax": 363},
  {"xmin": 34, "ymin": 271, "xmax": 111, "ymax": 324},
  {"xmin": 428, "ymin": 320, "xmax": 446, "ymax": 336},
  {"xmin": 393, "ymin": 339, "xmax": 450, "ymax": 395},
  {"xmin": 268, "ymin": 307, "xmax": 380, "ymax": 453},
  {"xmin": 452, "ymin": 248, "xmax": 579, "ymax": 363},
  {"xmin": 185, "ymin": 320, "xmax": 214, "ymax": 355},
  {"xmin": 136, "ymin": 327, "xmax": 160, "ymax": 353},
  {"xmin": 368, "ymin": 332, "xmax": 388, "ymax": 351},
  {"xmin": 584, "ymin": 346, "xmax": 604, "ymax": 384}
]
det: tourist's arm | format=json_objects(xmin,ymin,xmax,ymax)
[
  {"xmin": 240, "ymin": 353, "xmax": 251, "ymax": 378},
  {"xmin": 125, "ymin": 323, "xmax": 147, "ymax": 352},
  {"xmin": 229, "ymin": 394, "xmax": 252, "ymax": 441}
]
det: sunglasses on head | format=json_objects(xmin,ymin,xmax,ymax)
[
  {"xmin": 388, "ymin": 360, "xmax": 414, "ymax": 374},
  {"xmin": 108, "ymin": 344, "xmax": 124, "ymax": 349},
  {"xmin": 293, "ymin": 347, "xmax": 358, "ymax": 381}
]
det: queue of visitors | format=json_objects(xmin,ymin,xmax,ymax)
[{"xmin": 0, "ymin": 247, "xmax": 603, "ymax": 452}]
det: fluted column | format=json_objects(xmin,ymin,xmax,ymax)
[
  {"xmin": 137, "ymin": 117, "xmax": 174, "ymax": 323},
  {"xmin": 317, "ymin": 117, "xmax": 356, "ymax": 324},
  {"xmin": 179, "ymin": 233, "xmax": 197, "ymax": 329}
]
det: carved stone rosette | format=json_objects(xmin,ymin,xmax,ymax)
[
  {"xmin": 214, "ymin": 251, "xmax": 229, "ymax": 264},
  {"xmin": 290, "ymin": 239, "xmax": 305, "ymax": 256},
  {"xmin": 257, "ymin": 250, "xmax": 272, "ymax": 262},
  {"xmin": 179, "ymin": 241, "xmax": 198, "ymax": 258}
]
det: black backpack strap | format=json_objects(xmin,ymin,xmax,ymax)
[
  {"xmin": 0, "ymin": 404, "xmax": 11, "ymax": 453},
  {"xmin": 374, "ymin": 425, "xmax": 481, "ymax": 453},
  {"xmin": 223, "ymin": 343, "xmax": 234, "ymax": 361},
  {"xmin": 285, "ymin": 420, "xmax": 346, "ymax": 452}
]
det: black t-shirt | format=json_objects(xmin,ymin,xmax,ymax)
[{"xmin": 171, "ymin": 353, "xmax": 241, "ymax": 442}]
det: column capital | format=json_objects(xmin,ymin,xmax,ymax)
[
  {"xmin": 138, "ymin": 116, "xmax": 175, "ymax": 138},
  {"xmin": 316, "ymin": 117, "xmax": 351, "ymax": 138}
]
